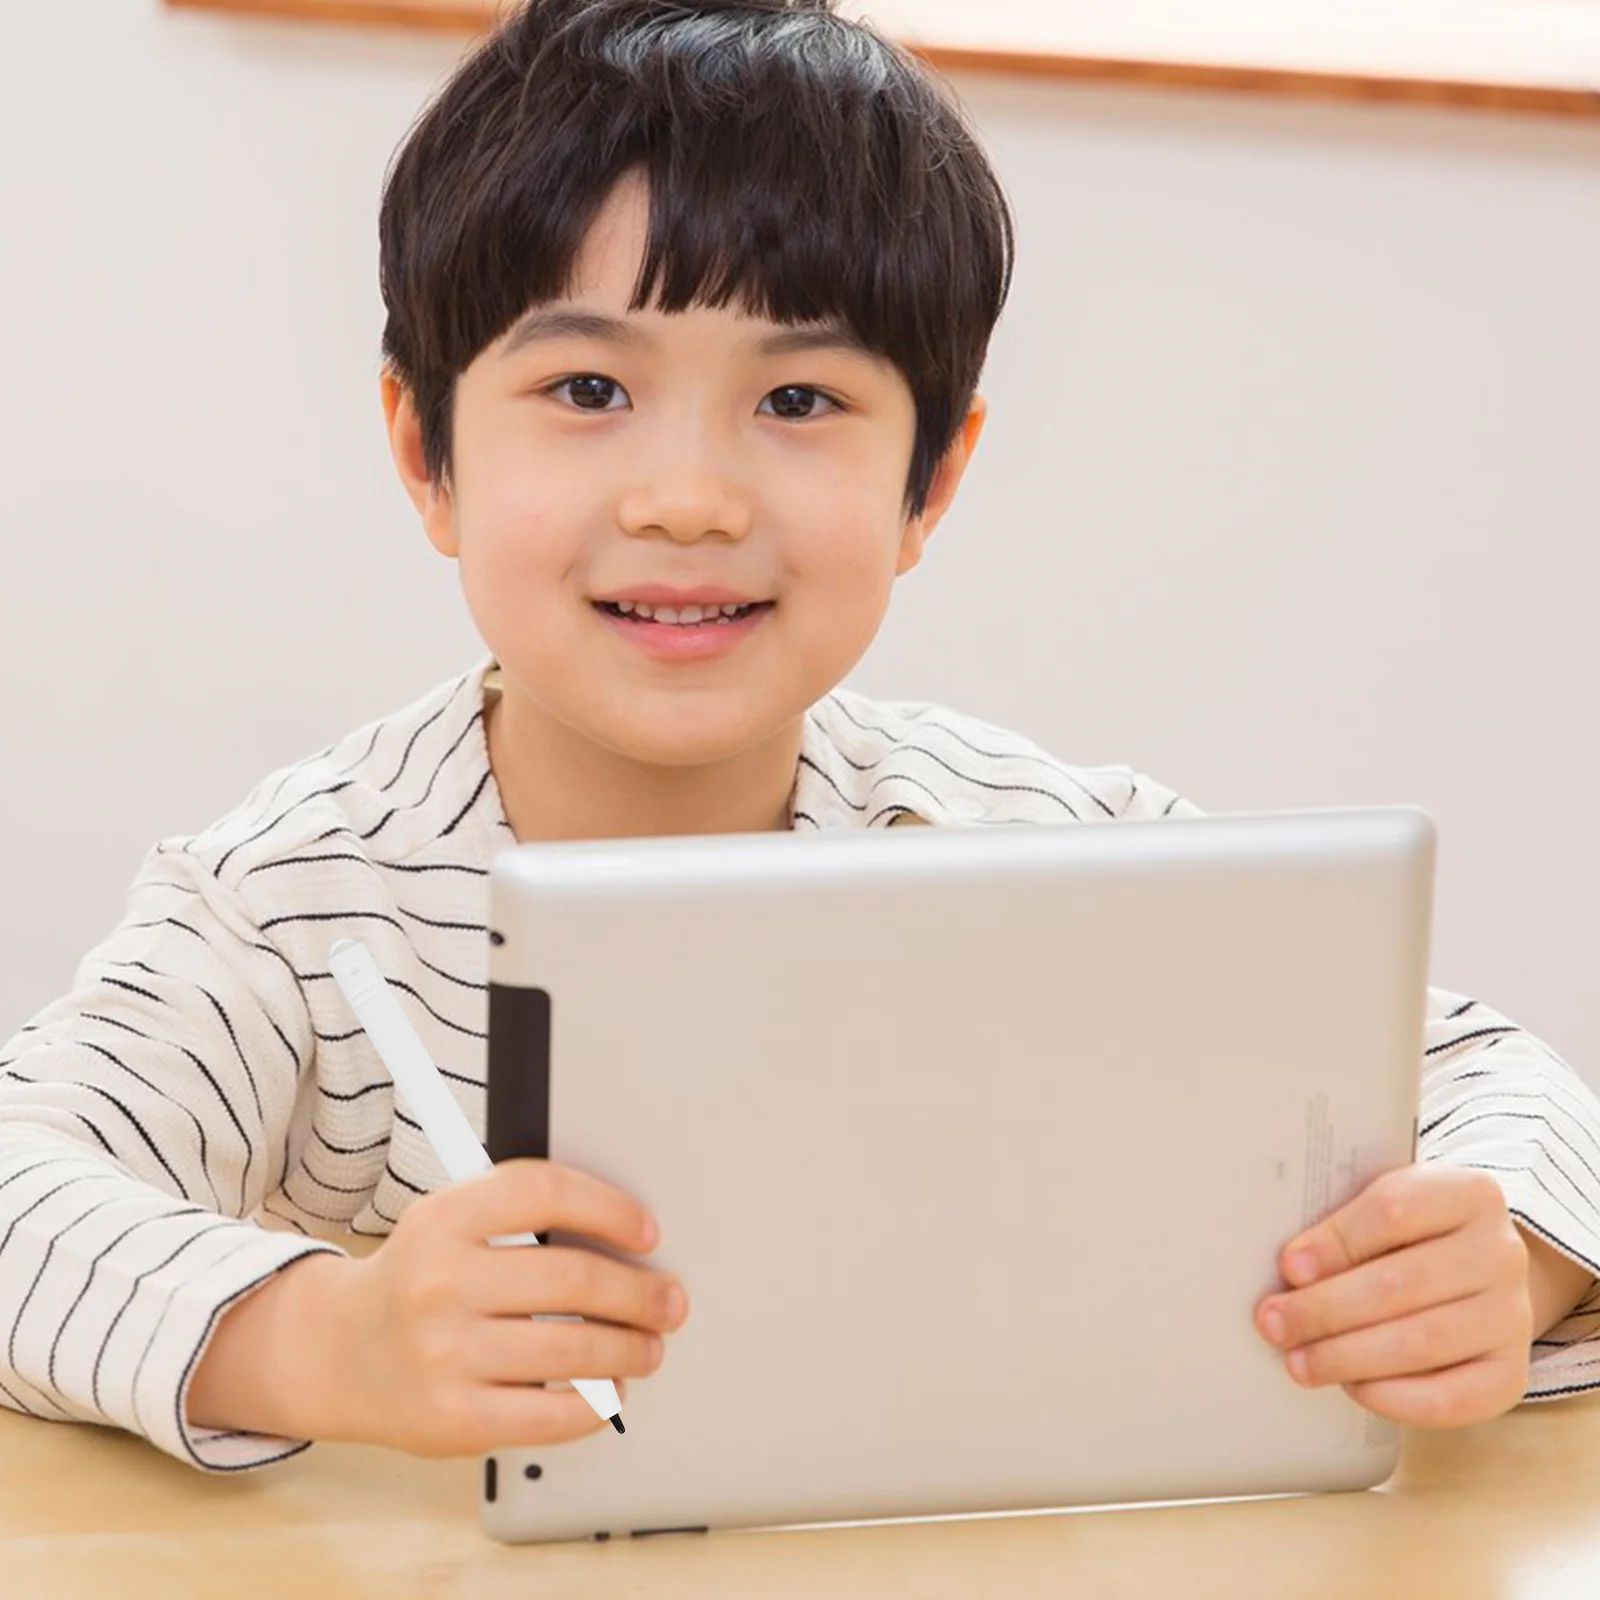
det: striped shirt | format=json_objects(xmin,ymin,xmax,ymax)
[{"xmin": 2, "ymin": 652, "xmax": 1598, "ymax": 1473}]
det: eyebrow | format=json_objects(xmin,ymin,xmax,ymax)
[
  {"xmin": 500, "ymin": 308, "xmax": 642, "ymax": 358},
  {"xmin": 499, "ymin": 306, "xmax": 879, "ymax": 364}
]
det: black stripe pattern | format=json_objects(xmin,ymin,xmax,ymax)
[{"xmin": 2, "ymin": 653, "xmax": 1598, "ymax": 1475}]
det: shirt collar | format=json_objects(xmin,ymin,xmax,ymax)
[
  {"xmin": 792, "ymin": 694, "xmax": 962, "ymax": 833},
  {"xmin": 482, "ymin": 659, "xmax": 944, "ymax": 837}
]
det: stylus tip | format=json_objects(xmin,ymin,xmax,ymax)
[{"xmin": 611, "ymin": 1415, "xmax": 625, "ymax": 1435}]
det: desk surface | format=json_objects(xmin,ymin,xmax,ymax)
[{"xmin": 5, "ymin": 1393, "xmax": 1600, "ymax": 1597}]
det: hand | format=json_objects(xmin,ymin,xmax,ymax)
[
  {"xmin": 285, "ymin": 1160, "xmax": 688, "ymax": 1456},
  {"xmin": 1254, "ymin": 1165, "xmax": 1532, "ymax": 1428}
]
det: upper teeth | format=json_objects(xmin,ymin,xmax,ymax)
[{"xmin": 616, "ymin": 601, "xmax": 751, "ymax": 624}]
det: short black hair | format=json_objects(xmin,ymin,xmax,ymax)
[{"xmin": 379, "ymin": 0, "xmax": 1014, "ymax": 517}]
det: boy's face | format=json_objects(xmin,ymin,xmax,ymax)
[{"xmin": 385, "ymin": 172, "xmax": 983, "ymax": 772}]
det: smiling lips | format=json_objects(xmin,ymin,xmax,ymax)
[
  {"xmin": 600, "ymin": 598, "xmax": 759, "ymax": 626},
  {"xmin": 592, "ymin": 588, "xmax": 775, "ymax": 661}
]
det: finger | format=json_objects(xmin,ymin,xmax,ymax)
[
  {"xmin": 1342, "ymin": 1353, "xmax": 1528, "ymax": 1429},
  {"xmin": 462, "ymin": 1243, "xmax": 689, "ymax": 1334},
  {"xmin": 465, "ymin": 1315, "xmax": 665, "ymax": 1385},
  {"xmin": 1284, "ymin": 1288, "xmax": 1521, "ymax": 1389},
  {"xmin": 443, "ymin": 1159, "xmax": 659, "ymax": 1257},
  {"xmin": 1258, "ymin": 1212, "xmax": 1522, "ymax": 1349},
  {"xmin": 1280, "ymin": 1167, "xmax": 1506, "ymax": 1288},
  {"xmin": 443, "ymin": 1378, "xmax": 632, "ymax": 1455}
]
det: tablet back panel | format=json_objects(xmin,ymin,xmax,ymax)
[{"xmin": 482, "ymin": 808, "xmax": 1433, "ymax": 1543}]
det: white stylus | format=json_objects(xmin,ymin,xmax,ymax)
[{"xmin": 328, "ymin": 938, "xmax": 625, "ymax": 1434}]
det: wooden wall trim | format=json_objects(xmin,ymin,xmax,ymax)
[
  {"xmin": 163, "ymin": 0, "xmax": 1600, "ymax": 120},
  {"xmin": 168, "ymin": 0, "xmax": 500, "ymax": 33}
]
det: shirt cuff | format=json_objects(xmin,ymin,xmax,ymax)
[
  {"xmin": 1510, "ymin": 1212, "xmax": 1600, "ymax": 1403},
  {"xmin": 142, "ymin": 1226, "xmax": 348, "ymax": 1472}
]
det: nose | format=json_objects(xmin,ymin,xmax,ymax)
[{"xmin": 617, "ymin": 448, "xmax": 754, "ymax": 546}]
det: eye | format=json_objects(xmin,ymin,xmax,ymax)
[
  {"xmin": 547, "ymin": 375, "xmax": 630, "ymax": 412},
  {"xmin": 760, "ymin": 385, "xmax": 842, "ymax": 421}
]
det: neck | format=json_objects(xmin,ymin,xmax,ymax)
[{"xmin": 485, "ymin": 679, "xmax": 802, "ymax": 843}]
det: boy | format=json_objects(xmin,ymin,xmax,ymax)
[{"xmin": 2, "ymin": 0, "xmax": 1597, "ymax": 1475}]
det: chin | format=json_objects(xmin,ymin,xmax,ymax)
[
  {"xmin": 600, "ymin": 706, "xmax": 783, "ymax": 770},
  {"xmin": 610, "ymin": 729, "xmax": 755, "ymax": 769}
]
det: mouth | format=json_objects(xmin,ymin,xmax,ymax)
[{"xmin": 593, "ymin": 599, "xmax": 775, "ymax": 628}]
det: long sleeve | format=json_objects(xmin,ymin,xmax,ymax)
[
  {"xmin": 1417, "ymin": 987, "xmax": 1600, "ymax": 1396},
  {"xmin": 0, "ymin": 841, "xmax": 345, "ymax": 1470}
]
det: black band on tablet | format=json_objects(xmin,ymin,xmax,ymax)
[{"xmin": 487, "ymin": 980, "xmax": 554, "ymax": 1240}]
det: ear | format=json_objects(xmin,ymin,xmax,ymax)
[
  {"xmin": 382, "ymin": 370, "xmax": 459, "ymax": 560},
  {"xmin": 896, "ymin": 395, "xmax": 987, "ymax": 577}
]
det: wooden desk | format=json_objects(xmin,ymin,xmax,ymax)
[{"xmin": 5, "ymin": 1391, "xmax": 1600, "ymax": 1597}]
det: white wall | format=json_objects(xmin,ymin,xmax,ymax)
[{"xmin": 3, "ymin": 2, "xmax": 1597, "ymax": 1081}]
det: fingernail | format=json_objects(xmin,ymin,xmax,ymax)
[
  {"xmin": 1287, "ymin": 1350, "xmax": 1311, "ymax": 1383},
  {"xmin": 665, "ymin": 1286, "xmax": 687, "ymax": 1325},
  {"xmin": 1286, "ymin": 1251, "xmax": 1318, "ymax": 1286},
  {"xmin": 1261, "ymin": 1307, "xmax": 1287, "ymax": 1346}
]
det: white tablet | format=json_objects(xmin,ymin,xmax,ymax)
[{"xmin": 481, "ymin": 806, "xmax": 1434, "ymax": 1545}]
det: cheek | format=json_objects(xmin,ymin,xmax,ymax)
[
  {"xmin": 787, "ymin": 479, "xmax": 909, "ymax": 602},
  {"xmin": 453, "ymin": 511, "xmax": 579, "ymax": 671},
  {"xmin": 786, "ymin": 521, "xmax": 903, "ymax": 654},
  {"xmin": 454, "ymin": 452, "xmax": 587, "ymax": 609}
]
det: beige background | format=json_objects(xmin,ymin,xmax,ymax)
[{"xmin": 1, "ymin": 2, "xmax": 1597, "ymax": 1083}]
